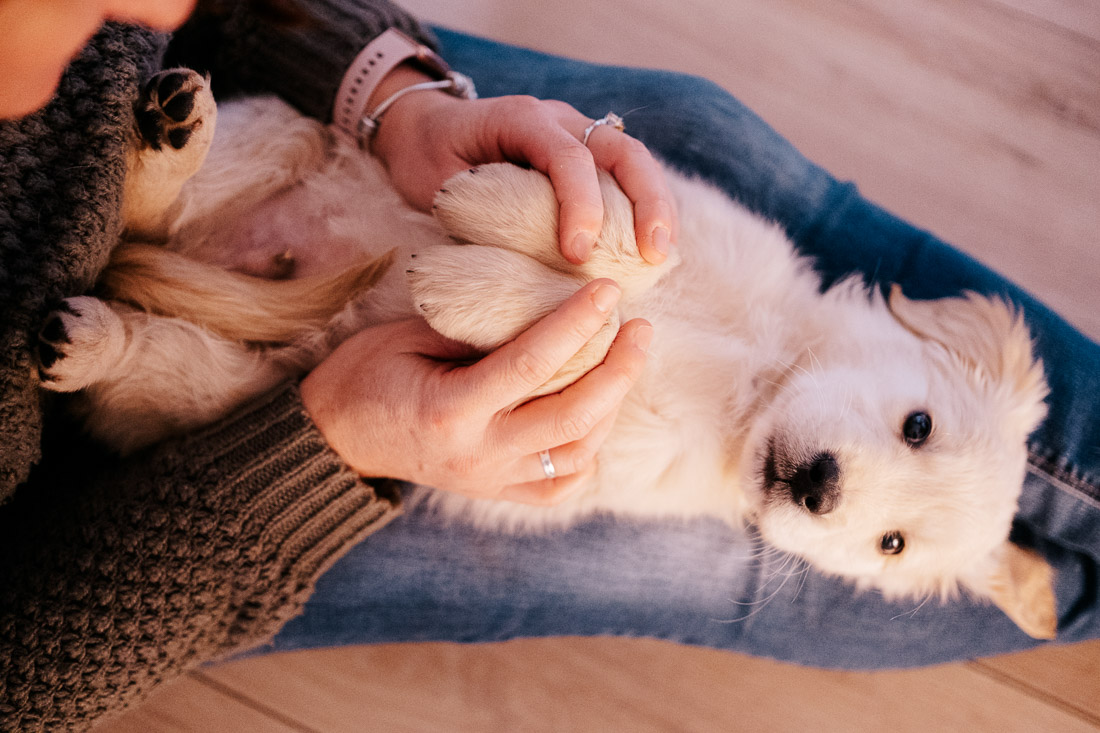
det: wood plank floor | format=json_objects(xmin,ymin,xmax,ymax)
[{"xmin": 96, "ymin": 0, "xmax": 1100, "ymax": 730}]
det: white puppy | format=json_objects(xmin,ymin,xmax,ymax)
[{"xmin": 39, "ymin": 71, "xmax": 1055, "ymax": 639}]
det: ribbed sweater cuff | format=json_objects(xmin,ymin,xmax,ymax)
[
  {"xmin": 182, "ymin": 381, "xmax": 401, "ymax": 651},
  {"xmin": 0, "ymin": 383, "xmax": 400, "ymax": 730}
]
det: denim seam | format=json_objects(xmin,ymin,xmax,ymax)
[{"xmin": 1027, "ymin": 447, "xmax": 1100, "ymax": 505}]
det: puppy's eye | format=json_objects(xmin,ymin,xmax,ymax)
[
  {"xmin": 902, "ymin": 411, "xmax": 933, "ymax": 447},
  {"xmin": 880, "ymin": 531, "xmax": 906, "ymax": 555}
]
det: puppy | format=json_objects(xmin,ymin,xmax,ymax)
[{"xmin": 38, "ymin": 70, "xmax": 1056, "ymax": 639}]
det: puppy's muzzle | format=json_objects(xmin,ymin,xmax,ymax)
[{"xmin": 787, "ymin": 452, "xmax": 841, "ymax": 515}]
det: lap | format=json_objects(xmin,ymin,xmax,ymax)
[{"xmin": 266, "ymin": 30, "xmax": 1100, "ymax": 665}]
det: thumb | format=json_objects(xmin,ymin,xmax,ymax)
[{"xmin": 403, "ymin": 317, "xmax": 486, "ymax": 362}]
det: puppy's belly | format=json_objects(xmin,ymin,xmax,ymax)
[{"xmin": 193, "ymin": 186, "xmax": 373, "ymax": 280}]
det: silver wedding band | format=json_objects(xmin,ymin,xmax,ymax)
[
  {"xmin": 582, "ymin": 112, "xmax": 625, "ymax": 146},
  {"xmin": 539, "ymin": 450, "xmax": 557, "ymax": 480}
]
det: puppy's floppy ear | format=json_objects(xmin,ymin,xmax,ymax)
[
  {"xmin": 963, "ymin": 542, "xmax": 1057, "ymax": 640},
  {"xmin": 887, "ymin": 285, "xmax": 1049, "ymax": 436}
]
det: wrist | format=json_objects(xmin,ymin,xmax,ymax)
[
  {"xmin": 368, "ymin": 65, "xmax": 465, "ymax": 164},
  {"xmin": 331, "ymin": 28, "xmax": 475, "ymax": 150},
  {"xmin": 300, "ymin": 364, "xmax": 363, "ymax": 475}
]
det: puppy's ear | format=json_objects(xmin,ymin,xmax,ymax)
[
  {"xmin": 887, "ymin": 285, "xmax": 1048, "ymax": 436},
  {"xmin": 963, "ymin": 542, "xmax": 1057, "ymax": 640}
]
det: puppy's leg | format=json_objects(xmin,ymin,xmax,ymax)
[
  {"xmin": 431, "ymin": 163, "xmax": 673, "ymax": 297},
  {"xmin": 123, "ymin": 69, "xmax": 217, "ymax": 238},
  {"xmin": 38, "ymin": 297, "xmax": 297, "ymax": 452},
  {"xmin": 417, "ymin": 163, "xmax": 667, "ymax": 396},
  {"xmin": 407, "ymin": 245, "xmax": 619, "ymax": 398},
  {"xmin": 37, "ymin": 297, "xmax": 130, "ymax": 392}
]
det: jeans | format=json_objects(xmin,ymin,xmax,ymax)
[{"xmin": 266, "ymin": 30, "xmax": 1100, "ymax": 669}]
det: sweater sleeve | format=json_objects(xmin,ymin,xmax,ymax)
[
  {"xmin": 0, "ymin": 10, "xmax": 412, "ymax": 730},
  {"xmin": 0, "ymin": 383, "xmax": 400, "ymax": 731},
  {"xmin": 167, "ymin": 0, "xmax": 438, "ymax": 122}
]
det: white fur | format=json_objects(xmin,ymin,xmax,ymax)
[{"xmin": 43, "ymin": 89, "xmax": 1056, "ymax": 636}]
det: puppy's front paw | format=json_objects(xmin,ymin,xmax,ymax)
[
  {"xmin": 433, "ymin": 164, "xmax": 674, "ymax": 299},
  {"xmin": 134, "ymin": 69, "xmax": 215, "ymax": 152},
  {"xmin": 433, "ymin": 165, "xmax": 561, "ymax": 268},
  {"xmin": 407, "ymin": 245, "xmax": 580, "ymax": 351},
  {"xmin": 38, "ymin": 297, "xmax": 128, "ymax": 392}
]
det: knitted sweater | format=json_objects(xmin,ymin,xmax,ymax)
[{"xmin": 0, "ymin": 2, "xmax": 434, "ymax": 729}]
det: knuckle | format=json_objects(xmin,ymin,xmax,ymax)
[
  {"xmin": 619, "ymin": 134, "xmax": 650, "ymax": 158},
  {"xmin": 613, "ymin": 358, "xmax": 644, "ymax": 390},
  {"xmin": 639, "ymin": 194, "xmax": 674, "ymax": 221},
  {"xmin": 507, "ymin": 95, "xmax": 548, "ymax": 119},
  {"xmin": 554, "ymin": 144, "xmax": 596, "ymax": 167},
  {"xmin": 511, "ymin": 347, "xmax": 555, "ymax": 387},
  {"xmin": 542, "ymin": 99, "xmax": 573, "ymax": 115},
  {"xmin": 556, "ymin": 405, "xmax": 597, "ymax": 441},
  {"xmin": 422, "ymin": 400, "xmax": 460, "ymax": 433},
  {"xmin": 441, "ymin": 453, "xmax": 481, "ymax": 483},
  {"xmin": 566, "ymin": 314, "xmax": 601, "ymax": 344}
]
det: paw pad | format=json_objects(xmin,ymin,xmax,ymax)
[
  {"xmin": 135, "ymin": 69, "xmax": 208, "ymax": 151},
  {"xmin": 36, "ymin": 301, "xmax": 78, "ymax": 378},
  {"xmin": 36, "ymin": 297, "xmax": 127, "ymax": 392}
]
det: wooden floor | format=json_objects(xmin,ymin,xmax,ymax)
[{"xmin": 97, "ymin": 0, "xmax": 1100, "ymax": 731}]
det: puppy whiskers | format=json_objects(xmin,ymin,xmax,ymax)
[{"xmin": 890, "ymin": 592, "xmax": 934, "ymax": 622}]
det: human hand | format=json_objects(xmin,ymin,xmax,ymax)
[
  {"xmin": 300, "ymin": 279, "xmax": 651, "ymax": 504},
  {"xmin": 368, "ymin": 65, "xmax": 678, "ymax": 266}
]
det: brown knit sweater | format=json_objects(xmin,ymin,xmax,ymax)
[{"xmin": 0, "ymin": 2, "xmax": 434, "ymax": 729}]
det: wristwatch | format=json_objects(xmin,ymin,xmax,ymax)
[{"xmin": 333, "ymin": 28, "xmax": 477, "ymax": 147}]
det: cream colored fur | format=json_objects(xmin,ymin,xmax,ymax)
[{"xmin": 42, "ymin": 77, "xmax": 1056, "ymax": 638}]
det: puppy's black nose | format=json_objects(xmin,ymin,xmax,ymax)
[{"xmin": 789, "ymin": 452, "xmax": 840, "ymax": 515}]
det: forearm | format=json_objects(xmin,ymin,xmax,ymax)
[
  {"xmin": 0, "ymin": 384, "xmax": 398, "ymax": 730},
  {"xmin": 167, "ymin": 0, "xmax": 435, "ymax": 121}
]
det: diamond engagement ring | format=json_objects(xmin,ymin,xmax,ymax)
[{"xmin": 582, "ymin": 112, "xmax": 625, "ymax": 146}]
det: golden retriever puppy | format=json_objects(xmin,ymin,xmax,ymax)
[{"xmin": 38, "ymin": 71, "xmax": 1055, "ymax": 638}]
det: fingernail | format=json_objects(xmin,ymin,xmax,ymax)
[
  {"xmin": 633, "ymin": 323, "xmax": 653, "ymax": 353},
  {"xmin": 591, "ymin": 282, "xmax": 621, "ymax": 313},
  {"xmin": 651, "ymin": 226, "xmax": 670, "ymax": 257},
  {"xmin": 570, "ymin": 231, "xmax": 595, "ymax": 262}
]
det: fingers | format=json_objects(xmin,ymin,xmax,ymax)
[
  {"xmin": 588, "ymin": 134, "xmax": 679, "ymax": 265},
  {"xmin": 489, "ymin": 404, "xmax": 620, "ymax": 506},
  {"xmin": 461, "ymin": 279, "xmax": 623, "ymax": 409},
  {"xmin": 549, "ymin": 148, "xmax": 607, "ymax": 264},
  {"xmin": 491, "ymin": 98, "xmax": 605, "ymax": 264},
  {"xmin": 579, "ymin": 117, "xmax": 678, "ymax": 265},
  {"xmin": 507, "ymin": 318, "xmax": 652, "ymax": 455},
  {"xmin": 493, "ymin": 461, "xmax": 598, "ymax": 506},
  {"xmin": 487, "ymin": 98, "xmax": 678, "ymax": 265}
]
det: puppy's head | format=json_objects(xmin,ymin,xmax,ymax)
[{"xmin": 747, "ymin": 285, "xmax": 1054, "ymax": 638}]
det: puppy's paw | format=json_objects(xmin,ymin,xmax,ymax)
[
  {"xmin": 407, "ymin": 245, "xmax": 616, "ymax": 397},
  {"xmin": 407, "ymin": 245, "xmax": 579, "ymax": 351},
  {"xmin": 125, "ymin": 69, "xmax": 218, "ymax": 236},
  {"xmin": 434, "ymin": 164, "xmax": 675, "ymax": 298},
  {"xmin": 134, "ymin": 69, "xmax": 215, "ymax": 153},
  {"xmin": 433, "ymin": 164, "xmax": 561, "ymax": 269},
  {"xmin": 38, "ymin": 297, "xmax": 128, "ymax": 392}
]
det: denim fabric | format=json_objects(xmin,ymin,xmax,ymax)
[{"xmin": 266, "ymin": 30, "xmax": 1100, "ymax": 668}]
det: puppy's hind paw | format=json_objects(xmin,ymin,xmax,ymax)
[
  {"xmin": 134, "ymin": 68, "xmax": 216, "ymax": 153},
  {"xmin": 38, "ymin": 297, "xmax": 128, "ymax": 392}
]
